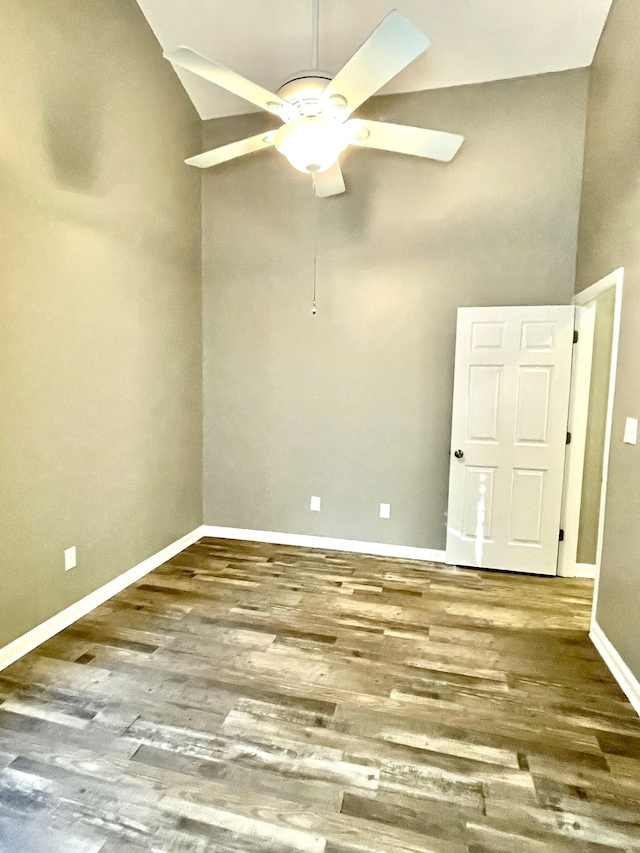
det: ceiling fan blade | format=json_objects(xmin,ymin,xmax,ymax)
[
  {"xmin": 320, "ymin": 12, "xmax": 430, "ymax": 117},
  {"xmin": 349, "ymin": 120, "xmax": 464, "ymax": 162},
  {"xmin": 185, "ymin": 132, "xmax": 275, "ymax": 169},
  {"xmin": 165, "ymin": 47, "xmax": 293, "ymax": 120},
  {"xmin": 313, "ymin": 161, "xmax": 346, "ymax": 198}
]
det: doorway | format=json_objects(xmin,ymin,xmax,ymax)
[{"xmin": 558, "ymin": 268, "xmax": 624, "ymax": 580}]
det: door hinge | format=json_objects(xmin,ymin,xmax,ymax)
[
  {"xmin": 573, "ymin": 330, "xmax": 579, "ymax": 344},
  {"xmin": 566, "ymin": 431, "xmax": 572, "ymax": 445},
  {"xmin": 559, "ymin": 529, "xmax": 565, "ymax": 542}
]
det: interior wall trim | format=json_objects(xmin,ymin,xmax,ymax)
[
  {"xmin": 576, "ymin": 562, "xmax": 597, "ymax": 578},
  {"xmin": 201, "ymin": 525, "xmax": 447, "ymax": 563},
  {"xmin": 590, "ymin": 619, "xmax": 640, "ymax": 717},
  {"xmin": 0, "ymin": 525, "xmax": 206, "ymax": 674}
]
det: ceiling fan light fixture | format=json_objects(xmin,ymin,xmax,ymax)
[{"xmin": 274, "ymin": 117, "xmax": 350, "ymax": 174}]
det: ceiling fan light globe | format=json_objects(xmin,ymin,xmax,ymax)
[{"xmin": 274, "ymin": 118, "xmax": 350, "ymax": 175}]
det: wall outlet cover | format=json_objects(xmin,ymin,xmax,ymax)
[
  {"xmin": 623, "ymin": 417, "xmax": 638, "ymax": 445},
  {"xmin": 64, "ymin": 546, "xmax": 77, "ymax": 572},
  {"xmin": 310, "ymin": 496, "xmax": 321, "ymax": 512},
  {"xmin": 380, "ymin": 503, "xmax": 391, "ymax": 519}
]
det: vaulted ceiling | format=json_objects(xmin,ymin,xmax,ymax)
[{"xmin": 136, "ymin": 0, "xmax": 612, "ymax": 121}]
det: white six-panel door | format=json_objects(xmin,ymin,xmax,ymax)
[{"xmin": 446, "ymin": 306, "xmax": 575, "ymax": 575}]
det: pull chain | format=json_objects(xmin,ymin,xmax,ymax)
[
  {"xmin": 311, "ymin": 0, "xmax": 320, "ymax": 69},
  {"xmin": 311, "ymin": 0, "xmax": 321, "ymax": 315},
  {"xmin": 311, "ymin": 254, "xmax": 318, "ymax": 315},
  {"xmin": 311, "ymin": 195, "xmax": 319, "ymax": 315}
]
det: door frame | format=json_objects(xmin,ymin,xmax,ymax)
[{"xmin": 557, "ymin": 267, "xmax": 624, "ymax": 579}]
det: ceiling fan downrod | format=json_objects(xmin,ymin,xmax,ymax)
[{"xmin": 311, "ymin": 0, "xmax": 320, "ymax": 70}]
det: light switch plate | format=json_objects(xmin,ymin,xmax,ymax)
[
  {"xmin": 310, "ymin": 495, "xmax": 321, "ymax": 512},
  {"xmin": 624, "ymin": 417, "xmax": 638, "ymax": 445},
  {"xmin": 380, "ymin": 503, "xmax": 391, "ymax": 519},
  {"xmin": 64, "ymin": 546, "xmax": 77, "ymax": 571}
]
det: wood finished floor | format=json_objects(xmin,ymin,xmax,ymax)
[{"xmin": 1, "ymin": 539, "xmax": 639, "ymax": 853}]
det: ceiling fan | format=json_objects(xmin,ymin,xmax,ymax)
[{"xmin": 164, "ymin": 2, "xmax": 464, "ymax": 198}]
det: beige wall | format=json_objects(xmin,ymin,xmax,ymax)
[
  {"xmin": 577, "ymin": 288, "xmax": 615, "ymax": 565},
  {"xmin": 0, "ymin": 0, "xmax": 202, "ymax": 648},
  {"xmin": 202, "ymin": 70, "xmax": 589, "ymax": 548},
  {"xmin": 576, "ymin": 0, "xmax": 640, "ymax": 679}
]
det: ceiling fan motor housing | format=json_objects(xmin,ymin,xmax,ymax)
[{"xmin": 276, "ymin": 73, "xmax": 345, "ymax": 120}]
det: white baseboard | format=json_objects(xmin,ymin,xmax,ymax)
[
  {"xmin": 575, "ymin": 563, "xmax": 597, "ymax": 578},
  {"xmin": 0, "ymin": 525, "xmax": 206, "ymax": 674},
  {"xmin": 590, "ymin": 620, "xmax": 640, "ymax": 717},
  {"xmin": 201, "ymin": 525, "xmax": 446, "ymax": 564}
]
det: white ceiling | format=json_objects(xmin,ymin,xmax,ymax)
[{"xmin": 136, "ymin": 0, "xmax": 612, "ymax": 121}]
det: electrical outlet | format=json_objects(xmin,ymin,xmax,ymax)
[
  {"xmin": 310, "ymin": 495, "xmax": 321, "ymax": 512},
  {"xmin": 64, "ymin": 546, "xmax": 77, "ymax": 572},
  {"xmin": 380, "ymin": 503, "xmax": 391, "ymax": 519}
]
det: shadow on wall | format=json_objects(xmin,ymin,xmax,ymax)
[
  {"xmin": 0, "ymin": 1, "xmax": 201, "ymax": 270},
  {"xmin": 37, "ymin": 4, "xmax": 106, "ymax": 193},
  {"xmin": 0, "ymin": 1, "xmax": 199, "ymax": 271}
]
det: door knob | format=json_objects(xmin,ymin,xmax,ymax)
[{"xmin": 454, "ymin": 449, "xmax": 464, "ymax": 459}]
